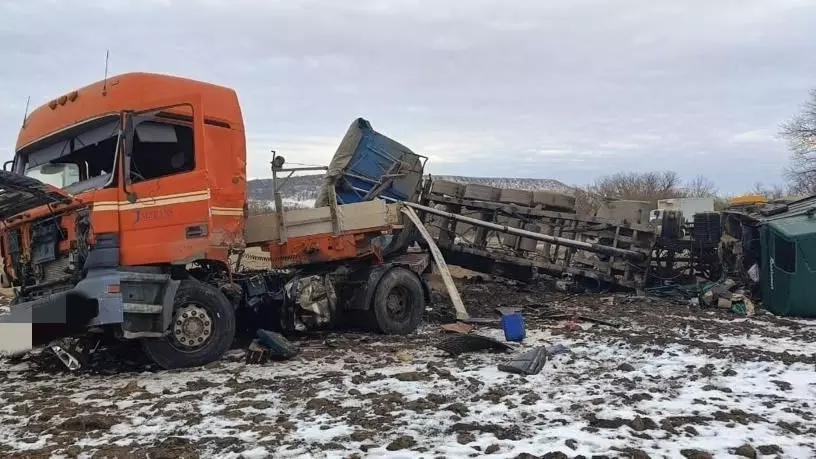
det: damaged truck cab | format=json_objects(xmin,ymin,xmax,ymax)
[
  {"xmin": 0, "ymin": 73, "xmax": 431, "ymax": 370},
  {"xmin": 0, "ymin": 73, "xmax": 250, "ymax": 367}
]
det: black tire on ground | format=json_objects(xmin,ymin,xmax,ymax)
[
  {"xmin": 141, "ymin": 280, "xmax": 235, "ymax": 370},
  {"xmin": 372, "ymin": 267, "xmax": 424, "ymax": 335}
]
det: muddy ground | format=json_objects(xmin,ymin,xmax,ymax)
[{"xmin": 1, "ymin": 277, "xmax": 815, "ymax": 459}]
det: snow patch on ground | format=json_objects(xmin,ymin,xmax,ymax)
[{"xmin": 1, "ymin": 304, "xmax": 814, "ymax": 457}]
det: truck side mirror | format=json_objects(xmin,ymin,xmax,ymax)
[{"xmin": 2, "ymin": 160, "xmax": 12, "ymax": 172}]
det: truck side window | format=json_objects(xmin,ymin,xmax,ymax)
[
  {"xmin": 774, "ymin": 235, "xmax": 796, "ymax": 273},
  {"xmin": 130, "ymin": 121, "xmax": 195, "ymax": 183}
]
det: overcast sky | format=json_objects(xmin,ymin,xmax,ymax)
[{"xmin": 1, "ymin": 0, "xmax": 815, "ymax": 193}]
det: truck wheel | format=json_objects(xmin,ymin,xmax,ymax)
[
  {"xmin": 142, "ymin": 280, "xmax": 235, "ymax": 370},
  {"xmin": 372, "ymin": 267, "xmax": 424, "ymax": 334}
]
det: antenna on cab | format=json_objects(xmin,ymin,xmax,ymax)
[
  {"xmin": 21, "ymin": 95, "xmax": 30, "ymax": 128},
  {"xmin": 102, "ymin": 49, "xmax": 110, "ymax": 96}
]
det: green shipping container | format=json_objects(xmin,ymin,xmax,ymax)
[{"xmin": 760, "ymin": 212, "xmax": 816, "ymax": 317}]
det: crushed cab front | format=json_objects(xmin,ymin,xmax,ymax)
[{"xmin": 0, "ymin": 171, "xmax": 76, "ymax": 222}]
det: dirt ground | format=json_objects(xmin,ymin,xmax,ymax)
[{"xmin": 1, "ymin": 276, "xmax": 815, "ymax": 459}]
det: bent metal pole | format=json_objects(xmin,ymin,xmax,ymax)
[{"xmin": 402, "ymin": 201, "xmax": 646, "ymax": 262}]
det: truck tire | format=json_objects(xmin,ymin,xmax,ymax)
[
  {"xmin": 141, "ymin": 280, "xmax": 235, "ymax": 370},
  {"xmin": 372, "ymin": 267, "xmax": 424, "ymax": 335}
]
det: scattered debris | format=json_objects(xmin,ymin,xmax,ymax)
[
  {"xmin": 717, "ymin": 297, "xmax": 733, "ymax": 309},
  {"xmin": 463, "ymin": 317, "xmax": 502, "ymax": 325},
  {"xmin": 245, "ymin": 341, "xmax": 271, "ymax": 365},
  {"xmin": 50, "ymin": 344, "xmax": 82, "ymax": 371},
  {"xmin": 245, "ymin": 329, "xmax": 298, "ymax": 364},
  {"xmin": 701, "ymin": 279, "xmax": 736, "ymax": 307},
  {"xmin": 498, "ymin": 346, "xmax": 547, "ymax": 375},
  {"xmin": 646, "ymin": 283, "xmax": 702, "ymax": 301},
  {"xmin": 435, "ymin": 334, "xmax": 513, "ymax": 356},
  {"xmin": 547, "ymin": 343, "xmax": 570, "ymax": 356},
  {"xmin": 540, "ymin": 313, "xmax": 621, "ymax": 328},
  {"xmin": 730, "ymin": 294, "xmax": 756, "ymax": 317},
  {"xmin": 747, "ymin": 263, "xmax": 760, "ymax": 283},
  {"xmin": 1, "ymin": 274, "xmax": 814, "ymax": 458},
  {"xmin": 441, "ymin": 322, "xmax": 474, "ymax": 334}
]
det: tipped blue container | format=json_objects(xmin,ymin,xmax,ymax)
[{"xmin": 501, "ymin": 312, "xmax": 526, "ymax": 342}]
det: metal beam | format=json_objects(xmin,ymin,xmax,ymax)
[{"xmin": 401, "ymin": 206, "xmax": 470, "ymax": 321}]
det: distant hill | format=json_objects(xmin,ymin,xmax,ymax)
[
  {"xmin": 248, "ymin": 175, "xmax": 321, "ymax": 204},
  {"xmin": 433, "ymin": 175, "xmax": 574, "ymax": 195},
  {"xmin": 247, "ymin": 174, "xmax": 574, "ymax": 210}
]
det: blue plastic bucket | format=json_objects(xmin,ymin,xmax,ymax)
[{"xmin": 501, "ymin": 312, "xmax": 526, "ymax": 342}]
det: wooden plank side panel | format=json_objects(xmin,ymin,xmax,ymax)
[{"xmin": 244, "ymin": 200, "xmax": 391, "ymax": 245}]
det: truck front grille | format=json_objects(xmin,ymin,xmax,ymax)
[{"xmin": 37, "ymin": 257, "xmax": 72, "ymax": 285}]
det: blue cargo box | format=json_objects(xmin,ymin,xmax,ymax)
[{"xmin": 315, "ymin": 118, "xmax": 427, "ymax": 207}]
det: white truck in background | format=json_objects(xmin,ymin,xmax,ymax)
[{"xmin": 651, "ymin": 197, "xmax": 715, "ymax": 224}]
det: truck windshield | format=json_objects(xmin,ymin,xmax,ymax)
[
  {"xmin": 25, "ymin": 163, "xmax": 81, "ymax": 188},
  {"xmin": 16, "ymin": 116, "xmax": 120, "ymax": 194}
]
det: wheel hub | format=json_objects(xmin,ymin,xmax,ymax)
[
  {"xmin": 172, "ymin": 304, "xmax": 213, "ymax": 349},
  {"xmin": 386, "ymin": 290, "xmax": 407, "ymax": 315}
]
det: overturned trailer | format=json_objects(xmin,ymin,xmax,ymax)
[
  {"xmin": 415, "ymin": 181, "xmax": 656, "ymax": 290},
  {"xmin": 407, "ymin": 180, "xmax": 727, "ymax": 291}
]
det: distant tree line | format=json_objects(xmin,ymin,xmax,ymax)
[
  {"xmin": 573, "ymin": 88, "xmax": 816, "ymax": 214},
  {"xmin": 781, "ymin": 88, "xmax": 816, "ymax": 195},
  {"xmin": 573, "ymin": 170, "xmax": 791, "ymax": 215}
]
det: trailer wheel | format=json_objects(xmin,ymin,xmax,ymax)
[
  {"xmin": 142, "ymin": 280, "xmax": 235, "ymax": 370},
  {"xmin": 372, "ymin": 267, "xmax": 424, "ymax": 334}
]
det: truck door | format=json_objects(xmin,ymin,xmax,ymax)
[{"xmin": 119, "ymin": 99, "xmax": 210, "ymax": 266}]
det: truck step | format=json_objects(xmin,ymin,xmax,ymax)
[{"xmin": 123, "ymin": 303, "xmax": 163, "ymax": 314}]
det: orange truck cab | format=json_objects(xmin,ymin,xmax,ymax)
[{"xmin": 0, "ymin": 73, "xmax": 430, "ymax": 369}]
